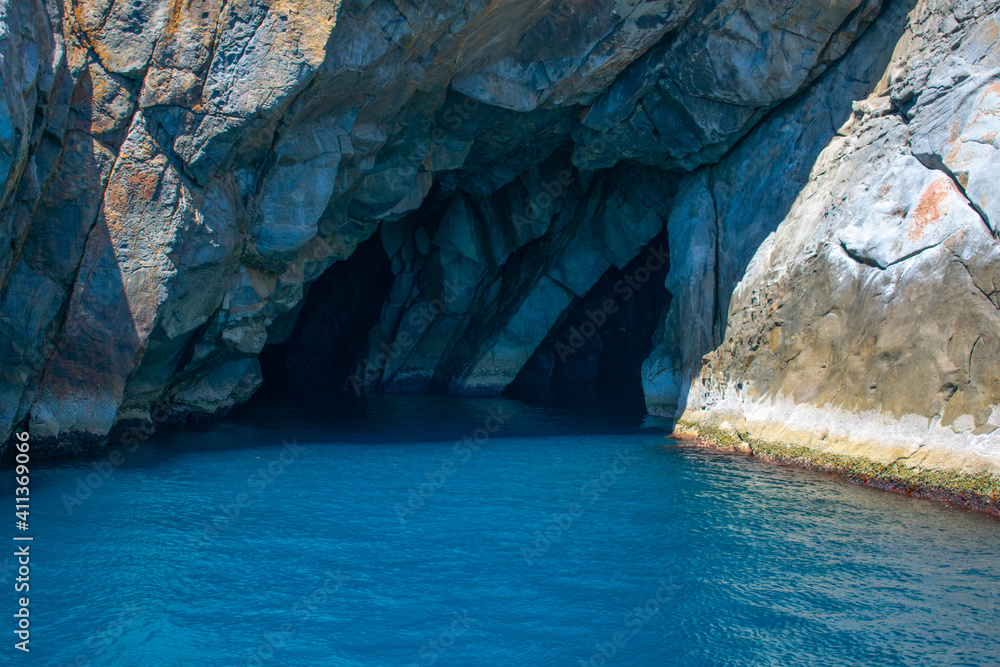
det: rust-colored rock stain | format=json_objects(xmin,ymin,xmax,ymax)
[{"xmin": 909, "ymin": 178, "xmax": 952, "ymax": 241}]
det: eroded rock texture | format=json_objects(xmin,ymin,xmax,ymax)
[
  {"xmin": 647, "ymin": 0, "xmax": 1000, "ymax": 479},
  {"xmin": 0, "ymin": 0, "xmax": 996, "ymax": 484}
]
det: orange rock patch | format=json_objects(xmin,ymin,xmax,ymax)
[{"xmin": 909, "ymin": 178, "xmax": 952, "ymax": 241}]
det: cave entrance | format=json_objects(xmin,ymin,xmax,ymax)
[
  {"xmin": 251, "ymin": 211, "xmax": 671, "ymax": 418},
  {"xmin": 254, "ymin": 232, "xmax": 395, "ymax": 398},
  {"xmin": 507, "ymin": 227, "xmax": 671, "ymax": 405}
]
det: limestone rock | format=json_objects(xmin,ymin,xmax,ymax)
[
  {"xmin": 654, "ymin": 0, "xmax": 1000, "ymax": 478},
  {"xmin": 0, "ymin": 0, "xmax": 995, "ymax": 495}
]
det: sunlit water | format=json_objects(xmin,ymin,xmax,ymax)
[{"xmin": 5, "ymin": 389, "xmax": 1000, "ymax": 666}]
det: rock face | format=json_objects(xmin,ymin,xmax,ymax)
[
  {"xmin": 0, "ymin": 0, "xmax": 997, "ymax": 500},
  {"xmin": 646, "ymin": 0, "xmax": 1000, "ymax": 503}
]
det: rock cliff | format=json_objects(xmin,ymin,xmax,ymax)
[
  {"xmin": 645, "ymin": 0, "xmax": 1000, "ymax": 510},
  {"xmin": 0, "ymin": 0, "xmax": 997, "ymax": 505}
]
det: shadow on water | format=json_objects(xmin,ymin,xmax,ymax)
[
  {"xmin": 230, "ymin": 378, "xmax": 670, "ymax": 446},
  {"xmin": 8, "ymin": 379, "xmax": 670, "ymax": 480}
]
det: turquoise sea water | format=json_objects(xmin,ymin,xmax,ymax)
[{"xmin": 5, "ymin": 391, "xmax": 1000, "ymax": 666}]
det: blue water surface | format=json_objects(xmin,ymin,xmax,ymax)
[{"xmin": 5, "ymin": 389, "xmax": 1000, "ymax": 666}]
